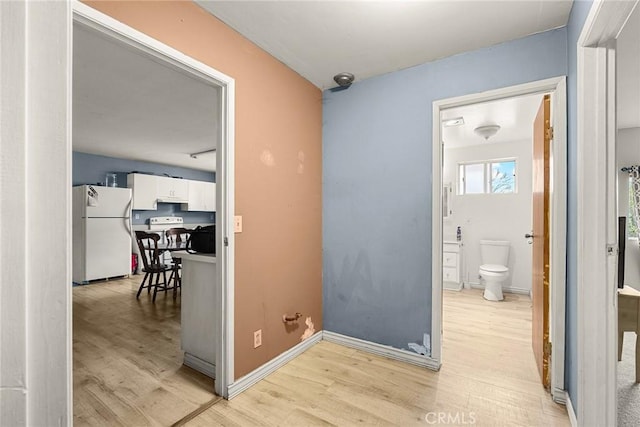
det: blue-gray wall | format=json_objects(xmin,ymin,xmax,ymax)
[
  {"xmin": 322, "ymin": 29, "xmax": 568, "ymax": 351},
  {"xmin": 73, "ymin": 151, "xmax": 215, "ymax": 225},
  {"xmin": 565, "ymin": 0, "xmax": 594, "ymax": 412}
]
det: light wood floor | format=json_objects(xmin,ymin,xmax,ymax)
[
  {"xmin": 73, "ymin": 276, "xmax": 216, "ymax": 426},
  {"xmin": 75, "ymin": 280, "xmax": 569, "ymax": 426},
  {"xmin": 185, "ymin": 288, "xmax": 569, "ymax": 426}
]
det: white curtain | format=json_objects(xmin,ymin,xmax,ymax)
[{"xmin": 628, "ymin": 166, "xmax": 640, "ymax": 239}]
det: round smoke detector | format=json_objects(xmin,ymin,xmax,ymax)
[{"xmin": 333, "ymin": 72, "xmax": 355, "ymax": 87}]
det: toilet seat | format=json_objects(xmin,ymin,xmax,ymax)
[{"xmin": 480, "ymin": 264, "xmax": 508, "ymax": 273}]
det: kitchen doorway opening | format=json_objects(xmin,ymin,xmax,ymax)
[{"xmin": 70, "ymin": 2, "xmax": 235, "ymax": 422}]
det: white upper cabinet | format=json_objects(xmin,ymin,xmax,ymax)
[
  {"xmin": 184, "ymin": 180, "xmax": 216, "ymax": 212},
  {"xmin": 127, "ymin": 173, "xmax": 157, "ymax": 210},
  {"xmin": 156, "ymin": 176, "xmax": 189, "ymax": 202},
  {"xmin": 128, "ymin": 173, "xmax": 214, "ymax": 212}
]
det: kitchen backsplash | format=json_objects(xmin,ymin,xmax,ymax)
[{"xmin": 73, "ymin": 151, "xmax": 216, "ymax": 225}]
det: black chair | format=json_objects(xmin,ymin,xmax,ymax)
[
  {"xmin": 135, "ymin": 230, "xmax": 175, "ymax": 302},
  {"xmin": 165, "ymin": 227, "xmax": 191, "ymax": 290}
]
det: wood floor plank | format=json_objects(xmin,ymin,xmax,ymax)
[
  {"xmin": 75, "ymin": 279, "xmax": 569, "ymax": 426},
  {"xmin": 73, "ymin": 277, "xmax": 216, "ymax": 426},
  {"xmin": 185, "ymin": 288, "xmax": 569, "ymax": 426}
]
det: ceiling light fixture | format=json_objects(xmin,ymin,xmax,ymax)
[
  {"xmin": 443, "ymin": 117, "xmax": 465, "ymax": 127},
  {"xmin": 190, "ymin": 148, "xmax": 216, "ymax": 159},
  {"xmin": 474, "ymin": 125, "xmax": 501, "ymax": 140}
]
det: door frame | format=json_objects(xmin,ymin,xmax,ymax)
[
  {"xmin": 71, "ymin": 2, "xmax": 236, "ymax": 398},
  {"xmin": 576, "ymin": 1, "xmax": 638, "ymax": 425},
  {"xmin": 430, "ymin": 76, "xmax": 568, "ymax": 402}
]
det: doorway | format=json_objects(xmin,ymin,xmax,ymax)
[
  {"xmin": 576, "ymin": 1, "xmax": 640, "ymax": 425},
  {"xmin": 71, "ymin": 0, "xmax": 235, "ymax": 413},
  {"xmin": 575, "ymin": 1, "xmax": 639, "ymax": 425},
  {"xmin": 615, "ymin": 5, "xmax": 640, "ymax": 426},
  {"xmin": 431, "ymin": 77, "xmax": 568, "ymax": 403},
  {"xmin": 439, "ymin": 93, "xmax": 546, "ymax": 396}
]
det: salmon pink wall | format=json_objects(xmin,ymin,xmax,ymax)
[{"xmin": 83, "ymin": 0, "xmax": 323, "ymax": 378}]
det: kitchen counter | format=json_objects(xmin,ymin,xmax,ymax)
[
  {"xmin": 177, "ymin": 251, "xmax": 216, "ymax": 264},
  {"xmin": 179, "ymin": 251, "xmax": 217, "ymax": 378}
]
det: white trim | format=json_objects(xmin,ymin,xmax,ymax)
[
  {"xmin": 65, "ymin": 0, "xmax": 74, "ymax": 421},
  {"xmin": 184, "ymin": 353, "xmax": 216, "ymax": 379},
  {"xmin": 431, "ymin": 76, "xmax": 568, "ymax": 402},
  {"xmin": 469, "ymin": 283, "xmax": 532, "ymax": 296},
  {"xmin": 549, "ymin": 77, "xmax": 568, "ymax": 400},
  {"xmin": 566, "ymin": 392, "xmax": 578, "ymax": 427},
  {"xmin": 553, "ymin": 390, "xmax": 567, "ymax": 405},
  {"xmin": 227, "ymin": 332, "xmax": 323, "ymax": 399},
  {"xmin": 431, "ymin": 104, "xmax": 444, "ymax": 364},
  {"xmin": 443, "ymin": 282, "xmax": 464, "ymax": 292},
  {"xmin": 70, "ymin": 2, "xmax": 236, "ymax": 399},
  {"xmin": 217, "ymin": 71, "xmax": 236, "ymax": 399},
  {"xmin": 322, "ymin": 331, "xmax": 441, "ymax": 370},
  {"xmin": 72, "ymin": 3, "xmax": 231, "ymax": 88},
  {"xmin": 579, "ymin": 0, "xmax": 638, "ymax": 48},
  {"xmin": 576, "ymin": 1, "xmax": 638, "ymax": 425}
]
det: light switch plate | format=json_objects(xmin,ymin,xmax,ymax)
[{"xmin": 234, "ymin": 215, "xmax": 242, "ymax": 233}]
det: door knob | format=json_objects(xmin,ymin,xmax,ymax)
[{"xmin": 525, "ymin": 233, "xmax": 534, "ymax": 245}]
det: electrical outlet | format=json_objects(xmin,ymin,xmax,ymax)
[
  {"xmin": 134, "ymin": 213, "xmax": 140, "ymax": 220},
  {"xmin": 253, "ymin": 329, "xmax": 262, "ymax": 348},
  {"xmin": 234, "ymin": 215, "xmax": 243, "ymax": 233}
]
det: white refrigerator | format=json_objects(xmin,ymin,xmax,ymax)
[{"xmin": 73, "ymin": 185, "xmax": 132, "ymax": 283}]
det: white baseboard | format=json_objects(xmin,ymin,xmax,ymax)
[
  {"xmin": 566, "ymin": 392, "xmax": 577, "ymax": 427},
  {"xmin": 469, "ymin": 282, "xmax": 531, "ymax": 295},
  {"xmin": 443, "ymin": 281, "xmax": 463, "ymax": 291},
  {"xmin": 226, "ymin": 331, "xmax": 322, "ymax": 399},
  {"xmin": 183, "ymin": 353, "xmax": 215, "ymax": 378},
  {"xmin": 322, "ymin": 331, "xmax": 440, "ymax": 371},
  {"xmin": 552, "ymin": 387, "xmax": 567, "ymax": 404}
]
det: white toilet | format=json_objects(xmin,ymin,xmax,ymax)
[{"xmin": 479, "ymin": 240, "xmax": 510, "ymax": 301}]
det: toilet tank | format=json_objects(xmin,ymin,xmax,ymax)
[{"xmin": 480, "ymin": 240, "xmax": 510, "ymax": 266}]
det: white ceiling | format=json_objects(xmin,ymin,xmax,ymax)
[
  {"xmin": 73, "ymin": 23, "xmax": 219, "ymax": 172},
  {"xmin": 197, "ymin": 0, "xmax": 573, "ymax": 89},
  {"xmin": 442, "ymin": 93, "xmax": 544, "ymax": 148},
  {"xmin": 617, "ymin": 3, "xmax": 640, "ymax": 130}
]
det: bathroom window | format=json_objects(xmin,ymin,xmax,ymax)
[
  {"xmin": 490, "ymin": 160, "xmax": 516, "ymax": 193},
  {"xmin": 458, "ymin": 159, "xmax": 517, "ymax": 195}
]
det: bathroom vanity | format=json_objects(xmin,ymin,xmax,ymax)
[
  {"xmin": 443, "ymin": 241, "xmax": 463, "ymax": 291},
  {"xmin": 178, "ymin": 251, "xmax": 217, "ymax": 378}
]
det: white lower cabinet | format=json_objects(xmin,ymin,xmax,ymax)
[
  {"xmin": 180, "ymin": 252, "xmax": 216, "ymax": 378},
  {"xmin": 443, "ymin": 242, "xmax": 462, "ymax": 290}
]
